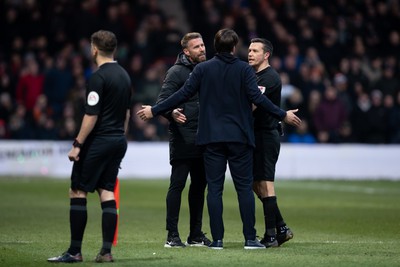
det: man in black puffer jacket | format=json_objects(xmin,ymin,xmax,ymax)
[{"xmin": 156, "ymin": 32, "xmax": 211, "ymax": 248}]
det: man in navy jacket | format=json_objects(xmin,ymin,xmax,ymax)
[{"xmin": 137, "ymin": 29, "xmax": 301, "ymax": 249}]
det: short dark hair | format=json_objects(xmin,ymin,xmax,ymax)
[
  {"xmin": 250, "ymin": 38, "xmax": 273, "ymax": 56},
  {"xmin": 214, "ymin": 29, "xmax": 239, "ymax": 53},
  {"xmin": 91, "ymin": 30, "xmax": 117, "ymax": 55},
  {"xmin": 181, "ymin": 32, "xmax": 203, "ymax": 49}
]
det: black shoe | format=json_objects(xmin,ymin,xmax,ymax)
[
  {"xmin": 47, "ymin": 252, "xmax": 83, "ymax": 263},
  {"xmin": 186, "ymin": 232, "xmax": 212, "ymax": 247},
  {"xmin": 208, "ymin": 240, "xmax": 223, "ymax": 250},
  {"xmin": 164, "ymin": 234, "xmax": 186, "ymax": 248},
  {"xmin": 244, "ymin": 239, "xmax": 266, "ymax": 249},
  {"xmin": 260, "ymin": 236, "xmax": 279, "ymax": 248},
  {"xmin": 95, "ymin": 253, "xmax": 114, "ymax": 263},
  {"xmin": 277, "ymin": 226, "xmax": 294, "ymax": 246}
]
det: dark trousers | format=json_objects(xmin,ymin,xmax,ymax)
[
  {"xmin": 204, "ymin": 142, "xmax": 256, "ymax": 241},
  {"xmin": 166, "ymin": 158, "xmax": 207, "ymax": 237}
]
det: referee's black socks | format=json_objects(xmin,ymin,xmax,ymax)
[
  {"xmin": 262, "ymin": 196, "xmax": 277, "ymax": 239},
  {"xmin": 68, "ymin": 198, "xmax": 87, "ymax": 255},
  {"xmin": 100, "ymin": 200, "xmax": 117, "ymax": 255}
]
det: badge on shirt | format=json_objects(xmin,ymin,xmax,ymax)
[
  {"xmin": 258, "ymin": 86, "xmax": 266, "ymax": 94},
  {"xmin": 87, "ymin": 91, "xmax": 99, "ymax": 106}
]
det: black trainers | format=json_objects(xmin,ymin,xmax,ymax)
[
  {"xmin": 260, "ymin": 236, "xmax": 279, "ymax": 248},
  {"xmin": 47, "ymin": 252, "xmax": 83, "ymax": 263},
  {"xmin": 164, "ymin": 234, "xmax": 186, "ymax": 248},
  {"xmin": 244, "ymin": 239, "xmax": 266, "ymax": 249},
  {"xmin": 95, "ymin": 253, "xmax": 114, "ymax": 263},
  {"xmin": 208, "ymin": 240, "xmax": 223, "ymax": 250},
  {"xmin": 276, "ymin": 226, "xmax": 294, "ymax": 246},
  {"xmin": 186, "ymin": 232, "xmax": 212, "ymax": 247}
]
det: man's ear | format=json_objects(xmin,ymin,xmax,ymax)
[
  {"xmin": 183, "ymin": 48, "xmax": 190, "ymax": 57},
  {"xmin": 264, "ymin": 51, "xmax": 270, "ymax": 60}
]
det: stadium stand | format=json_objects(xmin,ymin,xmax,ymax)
[{"xmin": 0, "ymin": 0, "xmax": 399, "ymax": 143}]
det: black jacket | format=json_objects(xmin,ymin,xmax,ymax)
[{"xmin": 156, "ymin": 52, "xmax": 203, "ymax": 162}]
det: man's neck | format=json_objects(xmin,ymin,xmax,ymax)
[
  {"xmin": 97, "ymin": 56, "xmax": 115, "ymax": 67},
  {"xmin": 254, "ymin": 61, "xmax": 270, "ymax": 73}
]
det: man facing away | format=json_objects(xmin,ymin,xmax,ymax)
[
  {"xmin": 157, "ymin": 32, "xmax": 211, "ymax": 248},
  {"xmin": 48, "ymin": 30, "xmax": 131, "ymax": 263},
  {"xmin": 137, "ymin": 28, "xmax": 301, "ymax": 249},
  {"xmin": 248, "ymin": 38, "xmax": 294, "ymax": 248}
]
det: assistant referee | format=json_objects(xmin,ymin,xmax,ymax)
[{"xmin": 48, "ymin": 30, "xmax": 132, "ymax": 263}]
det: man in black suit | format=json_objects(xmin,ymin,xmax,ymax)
[{"xmin": 137, "ymin": 29, "xmax": 301, "ymax": 249}]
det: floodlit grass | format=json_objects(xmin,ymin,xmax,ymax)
[{"xmin": 0, "ymin": 178, "xmax": 399, "ymax": 266}]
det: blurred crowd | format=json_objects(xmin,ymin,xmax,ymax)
[{"xmin": 0, "ymin": 0, "xmax": 399, "ymax": 144}]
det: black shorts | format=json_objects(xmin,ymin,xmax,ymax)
[
  {"xmin": 71, "ymin": 135, "xmax": 127, "ymax": 193},
  {"xmin": 253, "ymin": 129, "xmax": 280, "ymax": 182}
]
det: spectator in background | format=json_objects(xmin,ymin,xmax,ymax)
[
  {"xmin": 34, "ymin": 112, "xmax": 57, "ymax": 140},
  {"xmin": 0, "ymin": 92, "xmax": 13, "ymax": 125},
  {"xmin": 31, "ymin": 94, "xmax": 50, "ymax": 125},
  {"xmin": 43, "ymin": 55, "xmax": 74, "ymax": 119},
  {"xmin": 333, "ymin": 73, "xmax": 353, "ymax": 114},
  {"xmin": 313, "ymin": 85, "xmax": 348, "ymax": 143},
  {"xmin": 280, "ymin": 72, "xmax": 296, "ymax": 107},
  {"xmin": 374, "ymin": 66, "xmax": 400, "ymax": 98},
  {"xmin": 305, "ymin": 66, "xmax": 326, "ymax": 96},
  {"xmin": 366, "ymin": 90, "xmax": 389, "ymax": 143},
  {"xmin": 162, "ymin": 16, "xmax": 184, "ymax": 62},
  {"xmin": 347, "ymin": 57, "xmax": 369, "ymax": 95},
  {"xmin": 306, "ymin": 89, "xmax": 322, "ymax": 137},
  {"xmin": 351, "ymin": 92, "xmax": 371, "ymax": 143},
  {"xmin": 58, "ymin": 102, "xmax": 78, "ymax": 140},
  {"xmin": 9, "ymin": 104, "xmax": 34, "ymax": 139},
  {"xmin": 338, "ymin": 121, "xmax": 355, "ymax": 143},
  {"xmin": 15, "ymin": 55, "xmax": 44, "ymax": 114},
  {"xmin": 361, "ymin": 56, "xmax": 383, "ymax": 88}
]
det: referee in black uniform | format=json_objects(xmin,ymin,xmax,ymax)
[
  {"xmin": 248, "ymin": 38, "xmax": 294, "ymax": 248},
  {"xmin": 48, "ymin": 30, "xmax": 132, "ymax": 263}
]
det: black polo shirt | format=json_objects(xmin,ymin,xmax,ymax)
[
  {"xmin": 253, "ymin": 66, "xmax": 282, "ymax": 131},
  {"xmin": 85, "ymin": 62, "xmax": 131, "ymax": 136}
]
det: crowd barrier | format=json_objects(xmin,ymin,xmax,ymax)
[{"xmin": 0, "ymin": 141, "xmax": 399, "ymax": 180}]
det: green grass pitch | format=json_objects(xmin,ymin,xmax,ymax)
[{"xmin": 0, "ymin": 178, "xmax": 399, "ymax": 266}]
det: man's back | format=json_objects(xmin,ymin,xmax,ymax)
[
  {"xmin": 192, "ymin": 53, "xmax": 255, "ymax": 145},
  {"xmin": 86, "ymin": 62, "xmax": 131, "ymax": 136}
]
